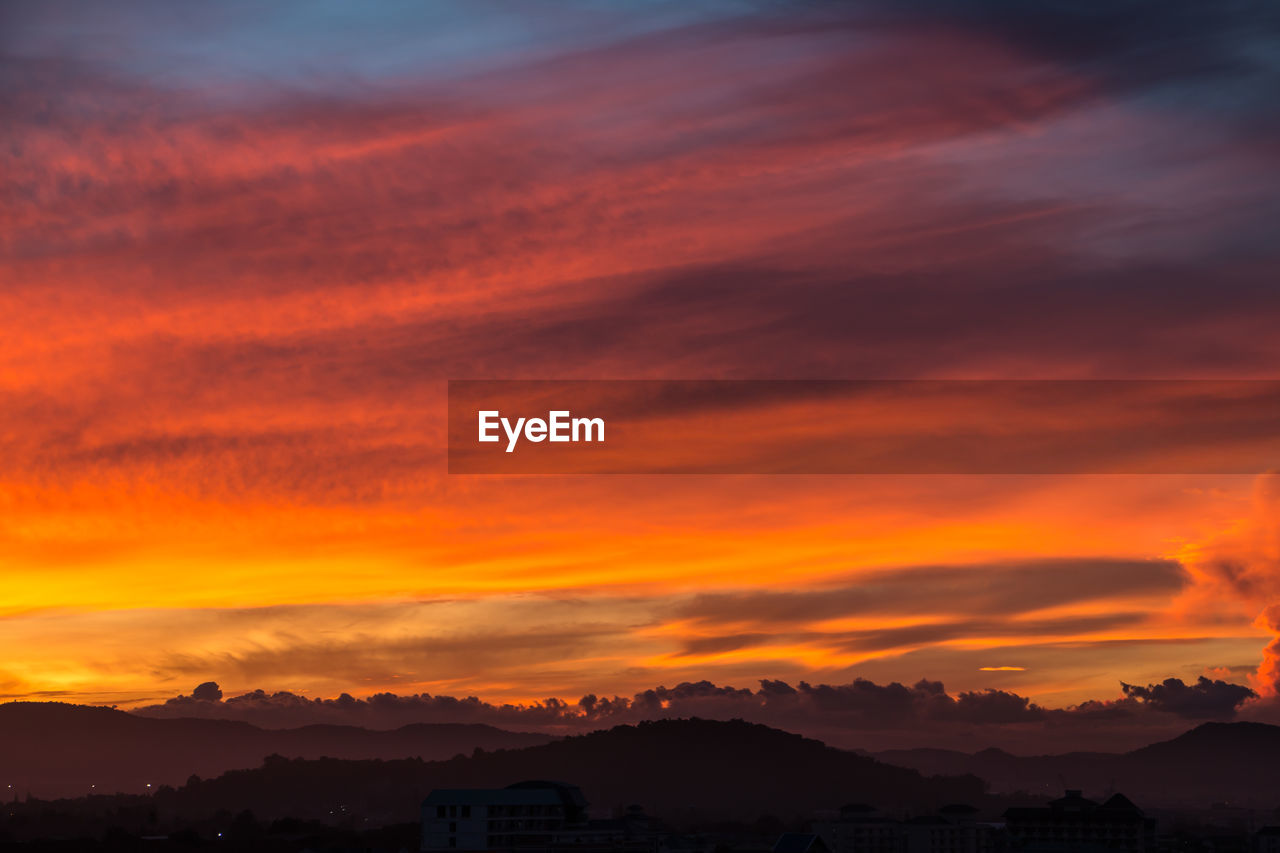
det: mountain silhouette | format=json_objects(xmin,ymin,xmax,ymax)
[
  {"xmin": 1113, "ymin": 721, "xmax": 1280, "ymax": 803},
  {"xmin": 13, "ymin": 701, "xmax": 1278, "ymax": 819},
  {"xmin": 0, "ymin": 702, "xmax": 553, "ymax": 798},
  {"xmin": 145, "ymin": 718, "xmax": 987, "ymax": 826},
  {"xmin": 873, "ymin": 721, "xmax": 1280, "ymax": 806},
  {"xmin": 869, "ymin": 746, "xmax": 1115, "ymax": 798}
]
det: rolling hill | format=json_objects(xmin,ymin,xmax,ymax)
[
  {"xmin": 0, "ymin": 701, "xmax": 553, "ymax": 798},
  {"xmin": 148, "ymin": 717, "xmax": 989, "ymax": 825},
  {"xmin": 873, "ymin": 721, "xmax": 1280, "ymax": 807}
]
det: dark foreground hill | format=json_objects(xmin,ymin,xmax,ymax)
[
  {"xmin": 147, "ymin": 718, "xmax": 986, "ymax": 826},
  {"xmin": 1115, "ymin": 721, "xmax": 1280, "ymax": 803},
  {"xmin": 0, "ymin": 702, "xmax": 553, "ymax": 798},
  {"xmin": 873, "ymin": 721, "xmax": 1280, "ymax": 806}
]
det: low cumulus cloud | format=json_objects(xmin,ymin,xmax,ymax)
[
  {"xmin": 134, "ymin": 673, "xmax": 1260, "ymax": 752},
  {"xmin": 1120, "ymin": 676, "xmax": 1256, "ymax": 719}
]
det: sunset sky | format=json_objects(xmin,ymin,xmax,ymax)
[{"xmin": 3, "ymin": 0, "xmax": 1280, "ymax": 749}]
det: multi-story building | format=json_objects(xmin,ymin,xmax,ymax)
[
  {"xmin": 815, "ymin": 803, "xmax": 1004, "ymax": 853},
  {"xmin": 421, "ymin": 780, "xmax": 588, "ymax": 851},
  {"xmin": 1003, "ymin": 791, "xmax": 1155, "ymax": 853},
  {"xmin": 904, "ymin": 804, "xmax": 1003, "ymax": 853}
]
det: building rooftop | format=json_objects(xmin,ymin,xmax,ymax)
[
  {"xmin": 1048, "ymin": 790, "xmax": 1098, "ymax": 810},
  {"xmin": 939, "ymin": 804, "xmax": 980, "ymax": 816},
  {"xmin": 1005, "ymin": 790, "xmax": 1151, "ymax": 825},
  {"xmin": 1099, "ymin": 794, "xmax": 1142, "ymax": 814},
  {"xmin": 773, "ymin": 833, "xmax": 829, "ymax": 853}
]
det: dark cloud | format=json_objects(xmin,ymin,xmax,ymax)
[
  {"xmin": 144, "ymin": 685, "xmax": 589, "ymax": 731},
  {"xmin": 823, "ymin": 614, "xmax": 1147, "ymax": 655},
  {"xmin": 677, "ymin": 560, "xmax": 1187, "ymax": 627},
  {"xmin": 1121, "ymin": 676, "xmax": 1258, "ymax": 719},
  {"xmin": 190, "ymin": 681, "xmax": 223, "ymax": 702},
  {"xmin": 675, "ymin": 634, "xmax": 772, "ymax": 657},
  {"xmin": 786, "ymin": 678, "xmax": 1046, "ymax": 726},
  {"xmin": 863, "ymin": 0, "xmax": 1280, "ymax": 102}
]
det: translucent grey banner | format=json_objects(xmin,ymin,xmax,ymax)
[{"xmin": 447, "ymin": 380, "xmax": 1280, "ymax": 474}]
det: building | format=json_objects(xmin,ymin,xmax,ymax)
[
  {"xmin": 1003, "ymin": 791, "xmax": 1156, "ymax": 853},
  {"xmin": 903, "ymin": 805, "xmax": 1002, "ymax": 853},
  {"xmin": 555, "ymin": 804, "xmax": 659, "ymax": 850},
  {"xmin": 815, "ymin": 803, "xmax": 904, "ymax": 853},
  {"xmin": 421, "ymin": 780, "xmax": 588, "ymax": 851},
  {"xmin": 815, "ymin": 803, "xmax": 1003, "ymax": 853},
  {"xmin": 1256, "ymin": 827, "xmax": 1280, "ymax": 853}
]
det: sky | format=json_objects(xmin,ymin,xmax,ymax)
[{"xmin": 3, "ymin": 0, "xmax": 1280, "ymax": 751}]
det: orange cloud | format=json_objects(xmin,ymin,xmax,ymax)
[{"xmin": 1177, "ymin": 473, "xmax": 1280, "ymax": 695}]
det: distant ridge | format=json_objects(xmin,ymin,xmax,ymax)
[
  {"xmin": 872, "ymin": 720, "xmax": 1280, "ymax": 806},
  {"xmin": 0, "ymin": 701, "xmax": 554, "ymax": 798}
]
